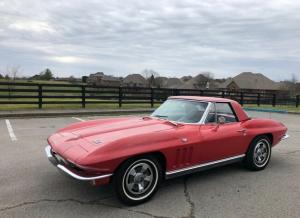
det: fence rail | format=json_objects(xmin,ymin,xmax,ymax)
[{"xmin": 0, "ymin": 82, "xmax": 299, "ymax": 109}]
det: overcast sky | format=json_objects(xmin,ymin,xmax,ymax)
[{"xmin": 0, "ymin": 0, "xmax": 300, "ymax": 81}]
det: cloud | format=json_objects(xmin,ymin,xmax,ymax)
[
  {"xmin": 48, "ymin": 56, "xmax": 96, "ymax": 64},
  {"xmin": 0, "ymin": 0, "xmax": 300, "ymax": 81},
  {"xmin": 8, "ymin": 20, "xmax": 55, "ymax": 34}
]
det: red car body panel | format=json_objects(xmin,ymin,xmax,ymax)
[{"xmin": 47, "ymin": 96, "xmax": 287, "ymax": 185}]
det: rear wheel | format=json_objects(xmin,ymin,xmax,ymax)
[
  {"xmin": 244, "ymin": 136, "xmax": 271, "ymax": 171},
  {"xmin": 113, "ymin": 155, "xmax": 162, "ymax": 205}
]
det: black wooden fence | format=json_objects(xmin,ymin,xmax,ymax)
[{"xmin": 0, "ymin": 82, "xmax": 299, "ymax": 109}]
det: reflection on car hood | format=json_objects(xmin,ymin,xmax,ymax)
[{"xmin": 48, "ymin": 116, "xmax": 176, "ymax": 156}]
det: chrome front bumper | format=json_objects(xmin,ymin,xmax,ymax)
[
  {"xmin": 45, "ymin": 145, "xmax": 112, "ymax": 181},
  {"xmin": 281, "ymin": 134, "xmax": 289, "ymax": 140}
]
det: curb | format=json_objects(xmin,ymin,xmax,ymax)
[
  {"xmin": 0, "ymin": 109, "xmax": 155, "ymax": 119},
  {"xmin": 244, "ymin": 107, "xmax": 300, "ymax": 115},
  {"xmin": 244, "ymin": 107, "xmax": 288, "ymax": 114}
]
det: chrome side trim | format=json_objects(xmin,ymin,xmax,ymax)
[
  {"xmin": 45, "ymin": 145, "xmax": 112, "ymax": 181},
  {"xmin": 165, "ymin": 154, "xmax": 245, "ymax": 179},
  {"xmin": 281, "ymin": 134, "xmax": 289, "ymax": 140}
]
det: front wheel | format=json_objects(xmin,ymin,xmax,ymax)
[
  {"xmin": 244, "ymin": 136, "xmax": 272, "ymax": 171},
  {"xmin": 113, "ymin": 156, "xmax": 162, "ymax": 205}
]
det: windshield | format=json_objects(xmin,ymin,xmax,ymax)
[{"xmin": 151, "ymin": 99, "xmax": 209, "ymax": 123}]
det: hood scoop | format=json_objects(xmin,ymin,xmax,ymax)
[
  {"xmin": 71, "ymin": 118, "xmax": 163, "ymax": 138},
  {"xmin": 58, "ymin": 132, "xmax": 80, "ymax": 142}
]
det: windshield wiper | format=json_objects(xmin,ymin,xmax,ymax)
[
  {"xmin": 152, "ymin": 115, "xmax": 180, "ymax": 127},
  {"xmin": 142, "ymin": 116, "xmax": 152, "ymax": 120},
  {"xmin": 153, "ymin": 115, "xmax": 168, "ymax": 119},
  {"xmin": 164, "ymin": 120, "xmax": 180, "ymax": 127}
]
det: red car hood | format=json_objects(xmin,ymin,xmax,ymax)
[{"xmin": 48, "ymin": 116, "xmax": 175, "ymax": 161}]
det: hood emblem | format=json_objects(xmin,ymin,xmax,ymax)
[
  {"xmin": 93, "ymin": 139, "xmax": 102, "ymax": 144},
  {"xmin": 181, "ymin": 138, "xmax": 188, "ymax": 143}
]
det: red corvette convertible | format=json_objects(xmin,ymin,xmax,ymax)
[{"xmin": 45, "ymin": 96, "xmax": 288, "ymax": 205}]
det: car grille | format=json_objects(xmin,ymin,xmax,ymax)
[{"xmin": 52, "ymin": 151, "xmax": 83, "ymax": 172}]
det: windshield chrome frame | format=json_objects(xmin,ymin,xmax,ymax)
[
  {"xmin": 151, "ymin": 99, "xmax": 212, "ymax": 125},
  {"xmin": 199, "ymin": 102, "xmax": 212, "ymax": 124}
]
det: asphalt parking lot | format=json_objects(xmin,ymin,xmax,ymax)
[{"xmin": 0, "ymin": 111, "xmax": 299, "ymax": 218}]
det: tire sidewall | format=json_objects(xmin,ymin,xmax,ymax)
[
  {"xmin": 245, "ymin": 136, "xmax": 272, "ymax": 171},
  {"xmin": 113, "ymin": 155, "xmax": 162, "ymax": 205}
]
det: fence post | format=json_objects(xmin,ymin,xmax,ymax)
[
  {"xmin": 150, "ymin": 88, "xmax": 154, "ymax": 107},
  {"xmin": 240, "ymin": 92, "xmax": 244, "ymax": 106},
  {"xmin": 272, "ymin": 93, "xmax": 276, "ymax": 107},
  {"xmin": 257, "ymin": 93, "xmax": 260, "ymax": 106},
  {"xmin": 296, "ymin": 95, "xmax": 299, "ymax": 108},
  {"xmin": 118, "ymin": 87, "xmax": 122, "ymax": 107},
  {"xmin": 81, "ymin": 85, "xmax": 86, "ymax": 108},
  {"xmin": 38, "ymin": 84, "xmax": 42, "ymax": 109}
]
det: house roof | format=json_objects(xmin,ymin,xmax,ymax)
[
  {"xmin": 179, "ymin": 74, "xmax": 210, "ymax": 89},
  {"xmin": 179, "ymin": 81, "xmax": 197, "ymax": 89},
  {"xmin": 89, "ymin": 72, "xmax": 120, "ymax": 81},
  {"xmin": 154, "ymin": 77, "xmax": 168, "ymax": 87},
  {"xmin": 164, "ymin": 77, "xmax": 183, "ymax": 88},
  {"xmin": 221, "ymin": 72, "xmax": 279, "ymax": 90},
  {"xmin": 123, "ymin": 74, "xmax": 147, "ymax": 84}
]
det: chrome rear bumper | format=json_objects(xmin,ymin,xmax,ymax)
[{"xmin": 45, "ymin": 145, "xmax": 112, "ymax": 181}]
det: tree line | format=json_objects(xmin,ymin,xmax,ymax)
[{"xmin": 0, "ymin": 66, "xmax": 54, "ymax": 81}]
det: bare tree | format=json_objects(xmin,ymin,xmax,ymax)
[
  {"xmin": 141, "ymin": 69, "xmax": 160, "ymax": 87},
  {"xmin": 280, "ymin": 73, "xmax": 299, "ymax": 96},
  {"xmin": 202, "ymin": 72, "xmax": 214, "ymax": 80},
  {"xmin": 4, "ymin": 65, "xmax": 20, "ymax": 99},
  {"xmin": 141, "ymin": 69, "xmax": 159, "ymax": 79},
  {"xmin": 194, "ymin": 72, "xmax": 214, "ymax": 89},
  {"xmin": 291, "ymin": 73, "xmax": 298, "ymax": 84},
  {"xmin": 6, "ymin": 65, "xmax": 21, "ymax": 80},
  {"xmin": 289, "ymin": 73, "xmax": 298, "ymax": 96}
]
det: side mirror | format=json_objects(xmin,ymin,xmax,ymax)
[
  {"xmin": 218, "ymin": 116, "xmax": 226, "ymax": 124},
  {"xmin": 212, "ymin": 116, "xmax": 226, "ymax": 132}
]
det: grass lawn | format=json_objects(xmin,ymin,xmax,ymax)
[
  {"xmin": 0, "ymin": 79, "xmax": 83, "ymax": 85},
  {"xmin": 0, "ymin": 102, "xmax": 160, "ymax": 111},
  {"xmin": 1, "ymin": 101, "xmax": 299, "ymax": 113}
]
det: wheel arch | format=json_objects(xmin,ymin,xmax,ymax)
[
  {"xmin": 113, "ymin": 151, "xmax": 167, "ymax": 179},
  {"xmin": 248, "ymin": 133, "xmax": 273, "ymax": 150},
  {"xmin": 264, "ymin": 133, "xmax": 273, "ymax": 145}
]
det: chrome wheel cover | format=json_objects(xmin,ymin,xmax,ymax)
[
  {"xmin": 122, "ymin": 159, "xmax": 158, "ymax": 201},
  {"xmin": 253, "ymin": 139, "xmax": 270, "ymax": 167}
]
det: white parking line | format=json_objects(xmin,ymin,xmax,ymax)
[
  {"xmin": 72, "ymin": 117, "xmax": 85, "ymax": 122},
  {"xmin": 5, "ymin": 119, "xmax": 17, "ymax": 141}
]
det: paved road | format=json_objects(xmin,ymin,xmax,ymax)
[{"xmin": 0, "ymin": 112, "xmax": 299, "ymax": 218}]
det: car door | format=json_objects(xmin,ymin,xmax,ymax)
[{"xmin": 198, "ymin": 102, "xmax": 248, "ymax": 163}]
